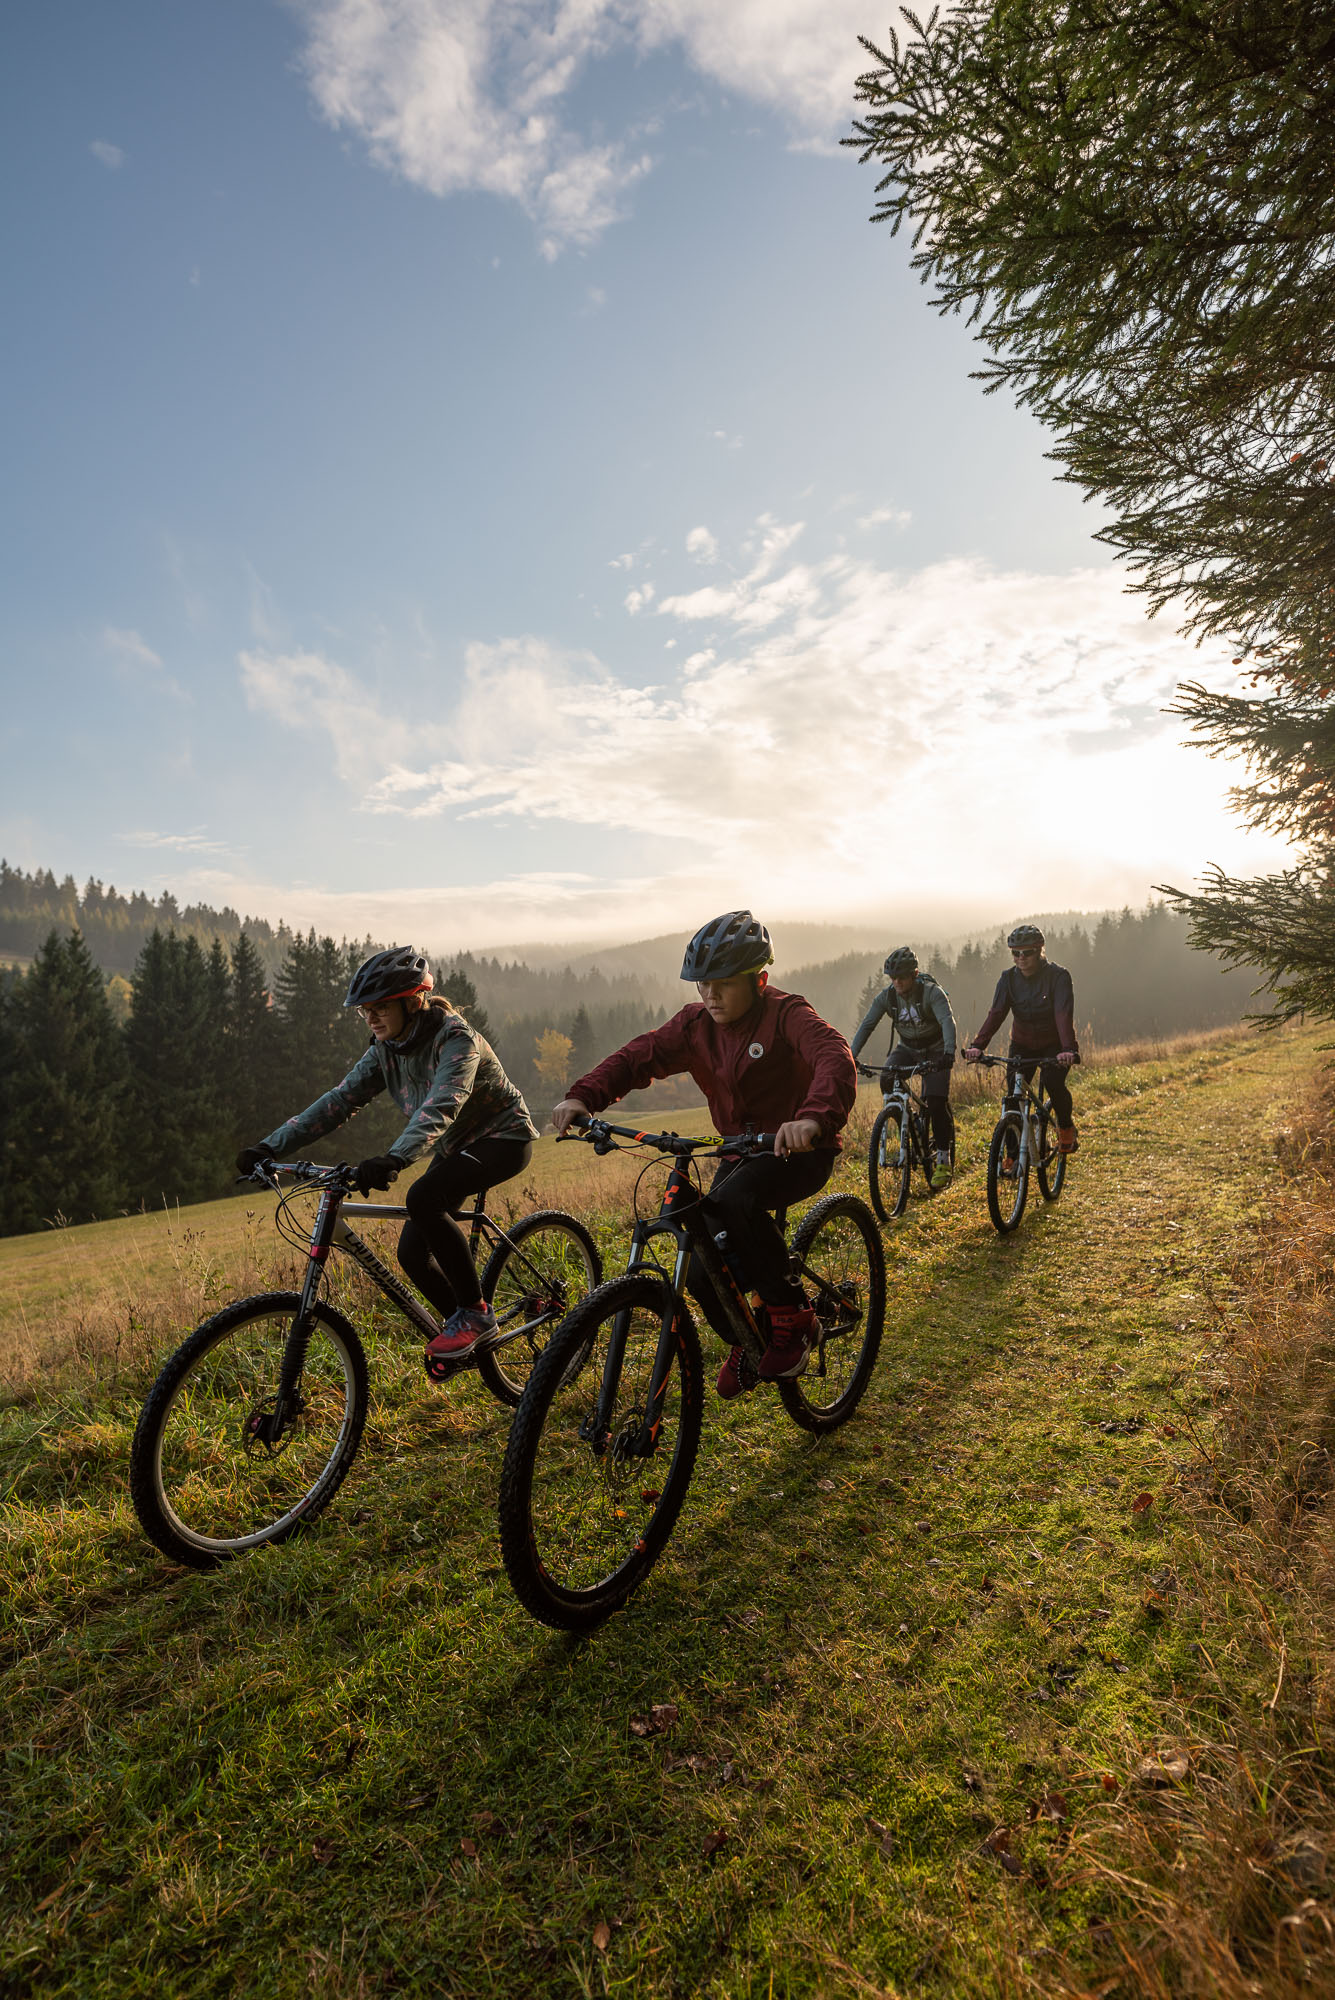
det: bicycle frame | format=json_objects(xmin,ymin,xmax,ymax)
[
  {"xmin": 567, "ymin": 1125, "xmax": 857, "ymax": 1463},
  {"xmin": 252, "ymin": 1163, "xmax": 556, "ymax": 1437},
  {"xmin": 859, "ymin": 1060, "xmax": 934, "ymax": 1163}
]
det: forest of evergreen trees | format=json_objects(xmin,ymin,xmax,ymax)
[{"xmin": 0, "ymin": 858, "xmax": 1255, "ymax": 1238}]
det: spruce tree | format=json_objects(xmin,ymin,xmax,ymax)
[
  {"xmin": 0, "ymin": 930, "xmax": 125, "ymax": 1234},
  {"xmin": 441, "ymin": 966, "xmax": 491, "ymax": 1039},
  {"xmin": 122, "ymin": 931, "xmax": 231, "ymax": 1209}
]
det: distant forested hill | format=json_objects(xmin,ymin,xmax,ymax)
[{"xmin": 0, "ymin": 859, "xmax": 1254, "ymax": 1234}]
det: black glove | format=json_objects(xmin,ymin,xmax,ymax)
[
  {"xmin": 236, "ymin": 1144, "xmax": 275, "ymax": 1176},
  {"xmin": 354, "ymin": 1155, "xmax": 402, "ymax": 1197},
  {"xmin": 936, "ymin": 1053, "xmax": 956, "ymax": 1070}
]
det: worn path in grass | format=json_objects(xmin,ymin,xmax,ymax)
[{"xmin": 0, "ymin": 1026, "xmax": 1320, "ymax": 1998}]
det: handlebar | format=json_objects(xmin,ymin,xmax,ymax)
[
  {"xmin": 964, "ymin": 1051, "xmax": 1080, "ymax": 1068},
  {"xmin": 238, "ymin": 1158, "xmax": 358, "ymax": 1190},
  {"xmin": 558, "ymin": 1117, "xmax": 777, "ymax": 1158},
  {"xmin": 855, "ymin": 1057, "xmax": 952, "ymax": 1079}
]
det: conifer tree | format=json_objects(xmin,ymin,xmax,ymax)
[
  {"xmin": 441, "ymin": 966, "xmax": 491, "ymax": 1039},
  {"xmin": 0, "ymin": 930, "xmax": 125, "ymax": 1234},
  {"xmin": 122, "ymin": 931, "xmax": 231, "ymax": 1209}
]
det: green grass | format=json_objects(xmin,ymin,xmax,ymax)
[{"xmin": 1, "ymin": 1025, "xmax": 1327, "ymax": 1997}]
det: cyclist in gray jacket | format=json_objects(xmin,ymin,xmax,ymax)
[
  {"xmin": 851, "ymin": 947, "xmax": 957, "ymax": 1187},
  {"xmin": 236, "ymin": 946, "xmax": 538, "ymax": 1373}
]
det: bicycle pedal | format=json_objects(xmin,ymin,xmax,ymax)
[{"xmin": 423, "ymin": 1350, "xmax": 472, "ymax": 1384}]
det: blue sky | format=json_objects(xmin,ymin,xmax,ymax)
[{"xmin": 0, "ymin": 1, "xmax": 1283, "ymax": 950}]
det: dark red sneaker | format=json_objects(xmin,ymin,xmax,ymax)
[
  {"xmin": 717, "ymin": 1346, "xmax": 759, "ymax": 1399},
  {"xmin": 758, "ymin": 1306, "xmax": 815, "ymax": 1380}
]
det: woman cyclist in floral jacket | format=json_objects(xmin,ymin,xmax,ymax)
[
  {"xmin": 236, "ymin": 947, "xmax": 538, "ymax": 1374},
  {"xmin": 550, "ymin": 910, "xmax": 856, "ymax": 1398}
]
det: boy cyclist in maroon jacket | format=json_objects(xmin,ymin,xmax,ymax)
[{"xmin": 551, "ymin": 910, "xmax": 857, "ymax": 1398}]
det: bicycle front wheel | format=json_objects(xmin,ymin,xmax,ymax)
[
  {"xmin": 130, "ymin": 1292, "xmax": 368, "ymax": 1569},
  {"xmin": 986, "ymin": 1117, "xmax": 1029, "ymax": 1234},
  {"xmin": 779, "ymin": 1193, "xmax": 886, "ymax": 1434},
  {"xmin": 868, "ymin": 1105, "xmax": 911, "ymax": 1222},
  {"xmin": 1037, "ymin": 1110, "xmax": 1068, "ymax": 1202},
  {"xmin": 498, "ymin": 1273, "xmax": 704, "ymax": 1631},
  {"xmin": 476, "ymin": 1209, "xmax": 602, "ymax": 1406}
]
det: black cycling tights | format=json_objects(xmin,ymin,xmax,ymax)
[
  {"xmin": 396, "ymin": 1137, "xmax": 534, "ymax": 1318},
  {"xmin": 686, "ymin": 1147, "xmax": 837, "ymax": 1334}
]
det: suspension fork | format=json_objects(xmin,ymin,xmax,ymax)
[{"xmin": 262, "ymin": 1186, "xmax": 340, "ymax": 1438}]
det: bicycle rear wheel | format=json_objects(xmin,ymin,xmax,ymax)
[
  {"xmin": 986, "ymin": 1117, "xmax": 1029, "ymax": 1234},
  {"xmin": 868, "ymin": 1105, "xmax": 911, "ymax": 1221},
  {"xmin": 130, "ymin": 1293, "xmax": 367, "ymax": 1569},
  {"xmin": 476, "ymin": 1210, "xmax": 602, "ymax": 1406},
  {"xmin": 498, "ymin": 1273, "xmax": 704, "ymax": 1631},
  {"xmin": 1037, "ymin": 1109, "xmax": 1068, "ymax": 1202},
  {"xmin": 778, "ymin": 1193, "xmax": 885, "ymax": 1434}
]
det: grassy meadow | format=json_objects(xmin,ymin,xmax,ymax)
[{"xmin": 4, "ymin": 1026, "xmax": 1335, "ymax": 1997}]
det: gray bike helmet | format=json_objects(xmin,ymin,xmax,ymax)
[
  {"xmin": 884, "ymin": 946, "xmax": 919, "ymax": 977},
  {"xmin": 680, "ymin": 910, "xmax": 774, "ymax": 981},
  {"xmin": 344, "ymin": 946, "xmax": 434, "ymax": 1008},
  {"xmin": 1006, "ymin": 924, "xmax": 1045, "ymax": 950}
]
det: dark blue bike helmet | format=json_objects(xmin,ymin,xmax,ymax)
[
  {"xmin": 884, "ymin": 946, "xmax": 919, "ymax": 977},
  {"xmin": 680, "ymin": 911, "xmax": 774, "ymax": 981}
]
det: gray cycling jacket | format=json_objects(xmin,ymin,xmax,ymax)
[{"xmin": 850, "ymin": 972, "xmax": 957, "ymax": 1060}]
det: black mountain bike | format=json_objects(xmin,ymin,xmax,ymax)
[
  {"xmin": 130, "ymin": 1160, "xmax": 601, "ymax": 1569},
  {"xmin": 857, "ymin": 1058, "xmax": 956, "ymax": 1222},
  {"xmin": 498, "ymin": 1121, "xmax": 886, "ymax": 1632},
  {"xmin": 971, "ymin": 1055, "xmax": 1075, "ymax": 1234}
]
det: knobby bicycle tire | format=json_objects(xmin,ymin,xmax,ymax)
[
  {"xmin": 868, "ymin": 1105, "xmax": 911, "ymax": 1222},
  {"xmin": 778, "ymin": 1192, "xmax": 886, "ymax": 1434},
  {"xmin": 130, "ymin": 1292, "xmax": 368, "ymax": 1569},
  {"xmin": 1037, "ymin": 1109, "xmax": 1068, "ymax": 1203},
  {"xmin": 476, "ymin": 1209, "xmax": 602, "ymax": 1406},
  {"xmin": 498, "ymin": 1272, "xmax": 704, "ymax": 1631},
  {"xmin": 986, "ymin": 1117, "xmax": 1029, "ymax": 1234}
]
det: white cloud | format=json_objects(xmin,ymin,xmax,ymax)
[
  {"xmin": 857, "ymin": 505, "xmax": 911, "ymax": 530},
  {"xmin": 624, "ymin": 582, "xmax": 656, "ymax": 614},
  {"xmin": 293, "ymin": 1, "xmax": 870, "ymax": 251},
  {"xmin": 238, "ymin": 516, "xmax": 1288, "ymax": 935},
  {"xmin": 103, "ymin": 625, "xmax": 187, "ymax": 700},
  {"xmin": 90, "ymin": 139, "xmax": 124, "ymax": 169},
  {"xmin": 685, "ymin": 524, "xmax": 718, "ymax": 564},
  {"xmin": 123, "ymin": 828, "xmax": 230, "ymax": 856}
]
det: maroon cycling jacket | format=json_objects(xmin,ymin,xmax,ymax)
[{"xmin": 568, "ymin": 985, "xmax": 857, "ymax": 1149}]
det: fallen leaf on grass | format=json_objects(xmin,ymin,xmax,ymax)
[
  {"xmin": 1029, "ymin": 1791, "xmax": 1068, "ymax": 1823},
  {"xmin": 1101, "ymin": 1773, "xmax": 1119, "ymax": 1794},
  {"xmin": 702, "ymin": 1829, "xmax": 728, "ymax": 1859},
  {"xmin": 640, "ymin": 1488, "xmax": 660, "ymax": 1503},
  {"xmin": 312, "ymin": 1839, "xmax": 336, "ymax": 1865},
  {"xmin": 981, "ymin": 1826, "xmax": 1024, "ymax": 1875},
  {"xmin": 1161, "ymin": 1424, "xmax": 1178, "ymax": 1439},
  {"xmin": 473, "ymin": 1810, "xmax": 508, "ymax": 1840},
  {"xmin": 629, "ymin": 1703, "xmax": 680, "ymax": 1737},
  {"xmin": 870, "ymin": 1444, "xmax": 884, "ymax": 1457},
  {"xmin": 592, "ymin": 1921, "xmax": 611, "ymax": 1953},
  {"xmin": 1131, "ymin": 1492, "xmax": 1155, "ymax": 1515},
  {"xmin": 738, "ymin": 1606, "xmax": 761, "ymax": 1627},
  {"xmin": 962, "ymin": 1767, "xmax": 983, "ymax": 1794},
  {"xmin": 1136, "ymin": 1747, "xmax": 1190, "ymax": 1787},
  {"xmin": 816, "ymin": 1478, "xmax": 836, "ymax": 1493},
  {"xmin": 459, "ymin": 1837, "xmax": 478, "ymax": 1858}
]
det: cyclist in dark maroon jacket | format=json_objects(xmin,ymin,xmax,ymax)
[
  {"xmin": 551, "ymin": 910, "xmax": 856, "ymax": 1397},
  {"xmin": 963, "ymin": 923, "xmax": 1080, "ymax": 1155}
]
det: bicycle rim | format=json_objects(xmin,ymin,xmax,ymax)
[
  {"xmin": 498, "ymin": 1273, "xmax": 703, "ymax": 1630},
  {"xmin": 778, "ymin": 1193, "xmax": 886, "ymax": 1433},
  {"xmin": 477, "ymin": 1210, "xmax": 602, "ymax": 1406},
  {"xmin": 1038, "ymin": 1110, "xmax": 1068, "ymax": 1201},
  {"xmin": 986, "ymin": 1118, "xmax": 1029, "ymax": 1234},
  {"xmin": 130, "ymin": 1294, "xmax": 367, "ymax": 1568},
  {"xmin": 868, "ymin": 1105, "xmax": 911, "ymax": 1222}
]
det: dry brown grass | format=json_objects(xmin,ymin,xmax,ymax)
[{"xmin": 1004, "ymin": 1064, "xmax": 1335, "ymax": 1999}]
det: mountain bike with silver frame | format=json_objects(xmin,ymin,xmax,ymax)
[
  {"xmin": 856, "ymin": 1057, "xmax": 956, "ymax": 1222},
  {"xmin": 130, "ymin": 1157, "xmax": 600, "ymax": 1569},
  {"xmin": 971, "ymin": 1053, "xmax": 1075, "ymax": 1235}
]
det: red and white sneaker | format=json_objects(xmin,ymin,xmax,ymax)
[
  {"xmin": 1057, "ymin": 1126, "xmax": 1079, "ymax": 1155},
  {"xmin": 716, "ymin": 1346, "xmax": 760, "ymax": 1399},
  {"xmin": 424, "ymin": 1304, "xmax": 498, "ymax": 1380},
  {"xmin": 757, "ymin": 1305, "xmax": 815, "ymax": 1380}
]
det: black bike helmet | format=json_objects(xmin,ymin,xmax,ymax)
[
  {"xmin": 680, "ymin": 910, "xmax": 774, "ymax": 982},
  {"xmin": 1006, "ymin": 924, "xmax": 1045, "ymax": 950},
  {"xmin": 344, "ymin": 946, "xmax": 434, "ymax": 1008},
  {"xmin": 884, "ymin": 946, "xmax": 919, "ymax": 977}
]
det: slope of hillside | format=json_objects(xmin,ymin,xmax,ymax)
[{"xmin": 3, "ymin": 1025, "xmax": 1332, "ymax": 1998}]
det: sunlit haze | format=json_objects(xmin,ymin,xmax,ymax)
[{"xmin": 1, "ymin": 3, "xmax": 1287, "ymax": 952}]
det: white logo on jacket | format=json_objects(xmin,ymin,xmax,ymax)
[{"xmin": 748, "ymin": 1042, "xmax": 764, "ymax": 1059}]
